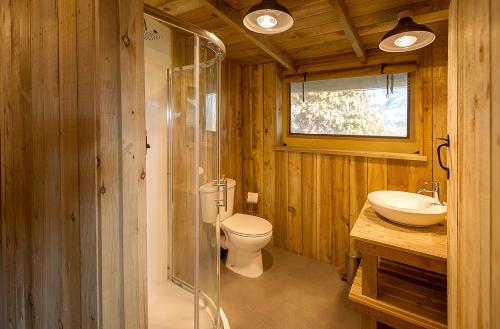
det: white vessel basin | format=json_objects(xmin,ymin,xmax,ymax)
[{"xmin": 368, "ymin": 190, "xmax": 447, "ymax": 227}]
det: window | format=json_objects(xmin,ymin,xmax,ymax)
[
  {"xmin": 205, "ymin": 93, "xmax": 217, "ymax": 132},
  {"xmin": 289, "ymin": 73, "xmax": 409, "ymax": 138}
]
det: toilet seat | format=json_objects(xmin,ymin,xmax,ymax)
[{"xmin": 222, "ymin": 213, "xmax": 272, "ymax": 238}]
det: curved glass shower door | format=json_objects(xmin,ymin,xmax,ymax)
[
  {"xmin": 144, "ymin": 10, "xmax": 226, "ymax": 329},
  {"xmin": 198, "ymin": 39, "xmax": 222, "ymax": 329}
]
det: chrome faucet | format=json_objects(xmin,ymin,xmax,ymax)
[{"xmin": 416, "ymin": 181, "xmax": 443, "ymax": 205}]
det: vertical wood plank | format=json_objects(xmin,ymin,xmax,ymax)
[
  {"xmin": 317, "ymin": 155, "xmax": 333, "ymax": 264},
  {"xmin": 367, "ymin": 158, "xmax": 387, "ymax": 193},
  {"xmin": 409, "ymin": 43, "xmax": 433, "ymax": 193},
  {"xmin": 31, "ymin": 0, "xmax": 63, "ymax": 326},
  {"xmin": 0, "ymin": 0, "xmax": 11, "ymax": 324},
  {"xmin": 233, "ymin": 63, "xmax": 244, "ymax": 213},
  {"xmin": 349, "ymin": 157, "xmax": 367, "ymax": 257},
  {"xmin": 387, "ymin": 159, "xmax": 410, "ymax": 191},
  {"xmin": 119, "ymin": 0, "xmax": 146, "ymax": 326},
  {"xmin": 432, "ymin": 32, "xmax": 449, "ymax": 200},
  {"xmin": 58, "ymin": 0, "xmax": 82, "ymax": 326},
  {"xmin": 301, "ymin": 153, "xmax": 317, "ymax": 259},
  {"xmin": 242, "ymin": 65, "xmax": 254, "ymax": 214},
  {"xmin": 98, "ymin": 0, "xmax": 123, "ymax": 325},
  {"xmin": 274, "ymin": 151, "xmax": 288, "ymax": 249},
  {"xmin": 263, "ymin": 63, "xmax": 276, "ymax": 233},
  {"xmin": 332, "ymin": 155, "xmax": 349, "ymax": 268},
  {"xmin": 251, "ymin": 65, "xmax": 264, "ymax": 217},
  {"xmin": 287, "ymin": 152, "xmax": 302, "ymax": 254},
  {"xmin": 77, "ymin": 0, "xmax": 99, "ymax": 325},
  {"xmin": 446, "ymin": 2, "xmax": 458, "ymax": 326},
  {"xmin": 362, "ymin": 255, "xmax": 378, "ymax": 298},
  {"xmin": 456, "ymin": 0, "xmax": 491, "ymax": 326},
  {"xmin": 491, "ymin": 1, "xmax": 500, "ymax": 326}
]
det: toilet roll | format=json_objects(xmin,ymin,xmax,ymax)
[{"xmin": 247, "ymin": 192, "xmax": 259, "ymax": 204}]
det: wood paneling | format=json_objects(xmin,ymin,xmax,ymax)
[
  {"xmin": 0, "ymin": 0, "xmax": 147, "ymax": 328},
  {"xmin": 147, "ymin": 0, "xmax": 450, "ymax": 68},
  {"xmin": 221, "ymin": 61, "xmax": 244, "ymax": 213},
  {"xmin": 234, "ymin": 32, "xmax": 448, "ymax": 268},
  {"xmin": 447, "ymin": 0, "xmax": 500, "ymax": 327}
]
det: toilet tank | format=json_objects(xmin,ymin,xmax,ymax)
[{"xmin": 199, "ymin": 178, "xmax": 236, "ymax": 224}]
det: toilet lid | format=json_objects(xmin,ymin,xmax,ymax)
[{"xmin": 222, "ymin": 213, "xmax": 272, "ymax": 237}]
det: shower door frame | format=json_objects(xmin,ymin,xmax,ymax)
[{"xmin": 144, "ymin": 5, "xmax": 226, "ymax": 329}]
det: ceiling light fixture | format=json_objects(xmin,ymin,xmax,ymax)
[
  {"xmin": 379, "ymin": 11, "xmax": 435, "ymax": 52},
  {"xmin": 243, "ymin": 0, "xmax": 293, "ymax": 34}
]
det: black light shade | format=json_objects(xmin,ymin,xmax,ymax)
[
  {"xmin": 379, "ymin": 15, "xmax": 435, "ymax": 52},
  {"xmin": 243, "ymin": 0, "xmax": 294, "ymax": 34}
]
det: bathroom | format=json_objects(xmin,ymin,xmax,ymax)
[{"xmin": 0, "ymin": 1, "xmax": 498, "ymax": 329}]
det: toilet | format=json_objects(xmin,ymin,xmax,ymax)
[{"xmin": 200, "ymin": 179, "xmax": 272, "ymax": 278}]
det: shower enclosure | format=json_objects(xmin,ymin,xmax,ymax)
[{"xmin": 144, "ymin": 6, "xmax": 227, "ymax": 329}]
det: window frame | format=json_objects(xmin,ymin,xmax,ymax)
[
  {"xmin": 281, "ymin": 69, "xmax": 421, "ymax": 155},
  {"xmin": 287, "ymin": 73, "xmax": 411, "ymax": 139}
]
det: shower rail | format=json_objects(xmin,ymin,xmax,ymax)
[{"xmin": 144, "ymin": 4, "xmax": 226, "ymax": 61}]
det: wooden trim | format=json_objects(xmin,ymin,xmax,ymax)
[
  {"xmin": 328, "ymin": 0, "xmax": 366, "ymax": 63},
  {"xmin": 273, "ymin": 146, "xmax": 427, "ymax": 162},
  {"xmin": 197, "ymin": 0, "xmax": 296, "ymax": 71},
  {"xmin": 289, "ymin": 50, "xmax": 420, "ymax": 75},
  {"xmin": 283, "ymin": 62, "xmax": 418, "ymax": 83},
  {"xmin": 281, "ymin": 67, "xmax": 421, "ymax": 155},
  {"xmin": 356, "ymin": 240, "xmax": 447, "ymax": 275}
]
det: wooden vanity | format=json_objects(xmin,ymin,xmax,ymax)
[{"xmin": 349, "ymin": 201, "xmax": 447, "ymax": 329}]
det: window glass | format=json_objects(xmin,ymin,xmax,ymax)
[{"xmin": 289, "ymin": 73, "xmax": 409, "ymax": 137}]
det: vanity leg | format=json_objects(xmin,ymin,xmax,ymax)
[
  {"xmin": 361, "ymin": 254, "xmax": 379, "ymax": 328},
  {"xmin": 362, "ymin": 317, "xmax": 377, "ymax": 329},
  {"xmin": 362, "ymin": 254, "xmax": 378, "ymax": 298}
]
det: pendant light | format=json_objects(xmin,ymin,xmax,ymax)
[
  {"xmin": 243, "ymin": 0, "xmax": 294, "ymax": 34},
  {"xmin": 379, "ymin": 11, "xmax": 435, "ymax": 52}
]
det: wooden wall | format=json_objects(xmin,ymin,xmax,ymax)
[
  {"xmin": 0, "ymin": 0, "xmax": 147, "ymax": 328},
  {"xmin": 447, "ymin": 0, "xmax": 500, "ymax": 327},
  {"xmin": 221, "ymin": 24, "xmax": 449, "ymax": 269}
]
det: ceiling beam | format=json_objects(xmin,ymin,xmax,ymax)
[
  {"xmin": 197, "ymin": 0, "xmax": 297, "ymax": 71},
  {"xmin": 328, "ymin": 0, "xmax": 367, "ymax": 63}
]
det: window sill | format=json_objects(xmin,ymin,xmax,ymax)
[{"xmin": 273, "ymin": 146, "xmax": 427, "ymax": 162}]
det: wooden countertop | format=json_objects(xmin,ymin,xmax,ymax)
[{"xmin": 351, "ymin": 201, "xmax": 447, "ymax": 262}]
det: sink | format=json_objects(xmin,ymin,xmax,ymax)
[{"xmin": 367, "ymin": 190, "xmax": 447, "ymax": 227}]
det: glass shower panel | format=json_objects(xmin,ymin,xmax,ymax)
[
  {"xmin": 197, "ymin": 40, "xmax": 221, "ymax": 328},
  {"xmin": 169, "ymin": 29, "xmax": 196, "ymax": 329},
  {"xmin": 145, "ymin": 11, "xmax": 225, "ymax": 329}
]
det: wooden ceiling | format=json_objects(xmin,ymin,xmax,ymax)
[{"xmin": 145, "ymin": 0, "xmax": 450, "ymax": 71}]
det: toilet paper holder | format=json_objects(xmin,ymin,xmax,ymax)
[{"xmin": 247, "ymin": 192, "xmax": 258, "ymax": 216}]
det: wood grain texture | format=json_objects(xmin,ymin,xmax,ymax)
[
  {"xmin": 233, "ymin": 37, "xmax": 448, "ymax": 267},
  {"xmin": 0, "ymin": 0, "xmax": 146, "ymax": 327},
  {"xmin": 146, "ymin": 0, "xmax": 450, "ymax": 67},
  {"xmin": 447, "ymin": 0, "xmax": 500, "ymax": 327},
  {"xmin": 301, "ymin": 153, "xmax": 317, "ymax": 258},
  {"xmin": 350, "ymin": 266, "xmax": 447, "ymax": 329},
  {"xmin": 287, "ymin": 152, "xmax": 303, "ymax": 253},
  {"xmin": 328, "ymin": 0, "xmax": 366, "ymax": 63},
  {"xmin": 351, "ymin": 203, "xmax": 447, "ymax": 262}
]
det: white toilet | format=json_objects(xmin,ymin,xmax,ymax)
[{"xmin": 200, "ymin": 179, "xmax": 272, "ymax": 278}]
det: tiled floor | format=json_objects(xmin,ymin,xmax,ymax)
[{"xmin": 221, "ymin": 247, "xmax": 362, "ymax": 329}]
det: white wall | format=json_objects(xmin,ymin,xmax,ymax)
[{"xmin": 145, "ymin": 16, "xmax": 172, "ymax": 293}]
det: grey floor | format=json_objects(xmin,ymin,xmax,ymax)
[{"xmin": 221, "ymin": 246, "xmax": 362, "ymax": 329}]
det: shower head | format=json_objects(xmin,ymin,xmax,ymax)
[{"xmin": 144, "ymin": 18, "xmax": 163, "ymax": 41}]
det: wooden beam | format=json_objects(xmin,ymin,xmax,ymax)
[
  {"xmin": 328, "ymin": 0, "xmax": 366, "ymax": 63},
  {"xmin": 198, "ymin": 0, "xmax": 296, "ymax": 71}
]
